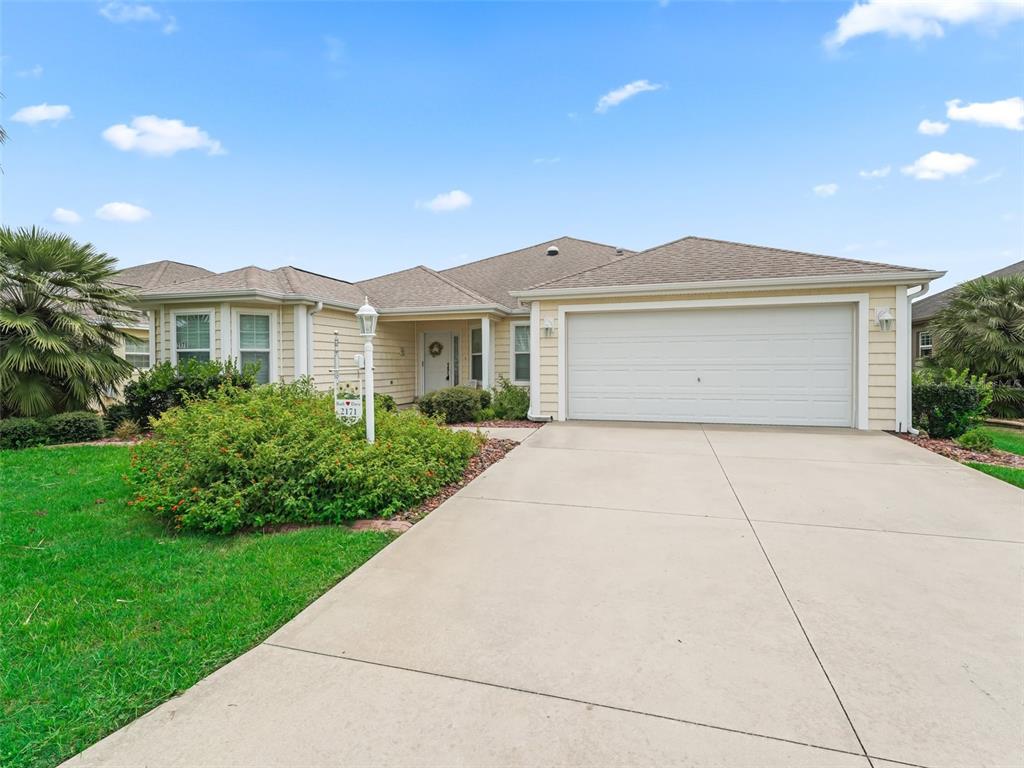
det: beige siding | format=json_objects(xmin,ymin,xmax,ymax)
[
  {"xmin": 280, "ymin": 307, "xmax": 295, "ymax": 383},
  {"xmin": 493, "ymin": 318, "xmax": 510, "ymax": 384},
  {"xmin": 535, "ymin": 284, "xmax": 907, "ymax": 430},
  {"xmin": 374, "ymin": 321, "xmax": 417, "ymax": 404},
  {"xmin": 311, "ymin": 308, "xmax": 363, "ymax": 393}
]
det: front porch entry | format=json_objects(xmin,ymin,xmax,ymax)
[{"xmin": 423, "ymin": 331, "xmax": 455, "ymax": 393}]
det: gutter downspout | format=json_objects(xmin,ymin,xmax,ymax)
[
  {"xmin": 905, "ymin": 282, "xmax": 931, "ymax": 435},
  {"xmin": 306, "ymin": 301, "xmax": 323, "ymax": 383}
]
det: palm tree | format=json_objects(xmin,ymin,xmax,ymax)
[
  {"xmin": 0, "ymin": 227, "xmax": 140, "ymax": 417},
  {"xmin": 928, "ymin": 274, "xmax": 1024, "ymax": 417}
]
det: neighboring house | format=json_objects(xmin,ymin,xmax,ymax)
[
  {"xmin": 118, "ymin": 235, "xmax": 943, "ymax": 432},
  {"xmin": 911, "ymin": 259, "xmax": 1024, "ymax": 360}
]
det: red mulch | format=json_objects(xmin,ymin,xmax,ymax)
[
  {"xmin": 896, "ymin": 433, "xmax": 1024, "ymax": 468},
  {"xmin": 449, "ymin": 419, "xmax": 543, "ymax": 429}
]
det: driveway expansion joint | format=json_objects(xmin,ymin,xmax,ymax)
[
  {"xmin": 700, "ymin": 425, "xmax": 876, "ymax": 768},
  {"xmin": 261, "ymin": 640, "xmax": 872, "ymax": 762},
  {"xmin": 749, "ymin": 516, "xmax": 1024, "ymax": 545},
  {"xmin": 457, "ymin": 494, "xmax": 748, "ymax": 521}
]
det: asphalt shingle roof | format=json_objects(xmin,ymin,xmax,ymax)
[
  {"xmin": 912, "ymin": 259, "xmax": 1024, "ymax": 323},
  {"xmin": 528, "ymin": 236, "xmax": 937, "ymax": 291},
  {"xmin": 357, "ymin": 266, "xmax": 493, "ymax": 311},
  {"xmin": 138, "ymin": 265, "xmax": 366, "ymax": 307},
  {"xmin": 113, "ymin": 260, "xmax": 214, "ymax": 290}
]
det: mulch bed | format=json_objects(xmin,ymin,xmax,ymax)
[
  {"xmin": 449, "ymin": 419, "xmax": 543, "ymax": 429},
  {"xmin": 350, "ymin": 438, "xmax": 519, "ymax": 532},
  {"xmin": 896, "ymin": 433, "xmax": 1024, "ymax": 469}
]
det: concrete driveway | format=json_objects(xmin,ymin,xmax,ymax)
[{"xmin": 68, "ymin": 423, "xmax": 1023, "ymax": 768}]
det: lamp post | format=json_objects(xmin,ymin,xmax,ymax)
[{"xmin": 355, "ymin": 298, "xmax": 379, "ymax": 444}]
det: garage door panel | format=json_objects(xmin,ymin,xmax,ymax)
[{"xmin": 567, "ymin": 305, "xmax": 854, "ymax": 427}]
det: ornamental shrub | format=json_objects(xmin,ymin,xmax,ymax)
[
  {"xmin": 127, "ymin": 382, "xmax": 482, "ymax": 534},
  {"xmin": 912, "ymin": 368, "xmax": 993, "ymax": 439},
  {"xmin": 492, "ymin": 376, "xmax": 530, "ymax": 420},
  {"xmin": 955, "ymin": 428, "xmax": 995, "ymax": 453},
  {"xmin": 45, "ymin": 411, "xmax": 105, "ymax": 444},
  {"xmin": 102, "ymin": 404, "xmax": 133, "ymax": 433},
  {"xmin": 417, "ymin": 386, "xmax": 485, "ymax": 424},
  {"xmin": 124, "ymin": 359, "xmax": 257, "ymax": 425},
  {"xmin": 0, "ymin": 418, "xmax": 48, "ymax": 450},
  {"xmin": 375, "ymin": 393, "xmax": 397, "ymax": 412}
]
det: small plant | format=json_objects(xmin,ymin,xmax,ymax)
[
  {"xmin": 124, "ymin": 359, "xmax": 257, "ymax": 424},
  {"xmin": 374, "ymin": 393, "xmax": 397, "ymax": 412},
  {"xmin": 45, "ymin": 411, "xmax": 105, "ymax": 444},
  {"xmin": 491, "ymin": 376, "xmax": 530, "ymax": 420},
  {"xmin": 0, "ymin": 417, "xmax": 48, "ymax": 450},
  {"xmin": 955, "ymin": 428, "xmax": 995, "ymax": 453},
  {"xmin": 912, "ymin": 368, "xmax": 993, "ymax": 439},
  {"xmin": 102, "ymin": 404, "xmax": 132, "ymax": 433},
  {"xmin": 475, "ymin": 407, "xmax": 496, "ymax": 422},
  {"xmin": 417, "ymin": 386, "xmax": 486, "ymax": 424},
  {"xmin": 113, "ymin": 418, "xmax": 142, "ymax": 440}
]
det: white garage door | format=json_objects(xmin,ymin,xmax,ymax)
[{"xmin": 567, "ymin": 304, "xmax": 855, "ymax": 427}]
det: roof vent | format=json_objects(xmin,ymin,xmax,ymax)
[
  {"xmin": 615, "ymin": 247, "xmax": 624, "ymax": 256},
  {"xmin": 546, "ymin": 246, "xmax": 559, "ymax": 257}
]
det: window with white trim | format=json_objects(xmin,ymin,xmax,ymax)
[
  {"xmin": 238, "ymin": 313, "xmax": 272, "ymax": 384},
  {"xmin": 918, "ymin": 331, "xmax": 933, "ymax": 357},
  {"xmin": 124, "ymin": 336, "xmax": 151, "ymax": 369},
  {"xmin": 174, "ymin": 313, "xmax": 212, "ymax": 364},
  {"xmin": 512, "ymin": 322, "xmax": 530, "ymax": 383},
  {"xmin": 470, "ymin": 327, "xmax": 483, "ymax": 381}
]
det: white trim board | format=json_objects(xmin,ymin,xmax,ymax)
[
  {"xmin": 169, "ymin": 307, "xmax": 216, "ymax": 366},
  {"xmin": 508, "ymin": 319, "xmax": 531, "ymax": 386},
  {"xmin": 231, "ymin": 307, "xmax": 278, "ymax": 383},
  {"xmin": 556, "ymin": 293, "xmax": 871, "ymax": 430}
]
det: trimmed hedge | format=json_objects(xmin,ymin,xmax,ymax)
[
  {"xmin": 417, "ymin": 386, "xmax": 487, "ymax": 424},
  {"xmin": 492, "ymin": 377, "xmax": 529, "ymax": 420},
  {"xmin": 912, "ymin": 369, "xmax": 992, "ymax": 439},
  {"xmin": 124, "ymin": 359, "xmax": 257, "ymax": 425},
  {"xmin": 0, "ymin": 411, "xmax": 105, "ymax": 450},
  {"xmin": 127, "ymin": 382, "xmax": 483, "ymax": 533},
  {"xmin": 0, "ymin": 418, "xmax": 49, "ymax": 450}
]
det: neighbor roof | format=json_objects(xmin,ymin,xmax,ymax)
[
  {"xmin": 113, "ymin": 260, "xmax": 214, "ymax": 290},
  {"xmin": 441, "ymin": 236, "xmax": 633, "ymax": 311},
  {"xmin": 137, "ymin": 265, "xmax": 366, "ymax": 307},
  {"xmin": 912, "ymin": 259, "xmax": 1024, "ymax": 324},
  {"xmin": 357, "ymin": 266, "xmax": 494, "ymax": 311},
  {"xmin": 522, "ymin": 236, "xmax": 942, "ymax": 293}
]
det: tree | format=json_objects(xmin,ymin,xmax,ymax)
[
  {"xmin": 927, "ymin": 274, "xmax": 1024, "ymax": 418},
  {"xmin": 0, "ymin": 227, "xmax": 140, "ymax": 417}
]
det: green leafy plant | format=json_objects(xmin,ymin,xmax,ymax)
[
  {"xmin": 102, "ymin": 403, "xmax": 133, "ymax": 433},
  {"xmin": 955, "ymin": 427, "xmax": 995, "ymax": 453},
  {"xmin": 127, "ymin": 382, "xmax": 483, "ymax": 533},
  {"xmin": 124, "ymin": 359, "xmax": 257, "ymax": 424},
  {"xmin": 475, "ymin": 407, "xmax": 496, "ymax": 422},
  {"xmin": 45, "ymin": 411, "xmax": 105, "ymax": 444},
  {"xmin": 925, "ymin": 274, "xmax": 1024, "ymax": 418},
  {"xmin": 417, "ymin": 386, "xmax": 486, "ymax": 424},
  {"xmin": 374, "ymin": 392, "xmax": 397, "ymax": 412},
  {"xmin": 492, "ymin": 376, "xmax": 530, "ymax": 420},
  {"xmin": 0, "ymin": 417, "xmax": 48, "ymax": 450},
  {"xmin": 912, "ymin": 368, "xmax": 993, "ymax": 438},
  {"xmin": 113, "ymin": 418, "xmax": 141, "ymax": 440},
  {"xmin": 0, "ymin": 227, "xmax": 140, "ymax": 417}
]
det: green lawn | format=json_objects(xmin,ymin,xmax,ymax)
[
  {"xmin": 967, "ymin": 462, "xmax": 1024, "ymax": 490},
  {"xmin": 1, "ymin": 445, "xmax": 395, "ymax": 768},
  {"xmin": 978, "ymin": 426, "xmax": 1024, "ymax": 457}
]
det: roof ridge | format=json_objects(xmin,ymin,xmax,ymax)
[
  {"xmin": 525, "ymin": 242, "xmax": 656, "ymax": 290},
  {"xmin": 685, "ymin": 235, "xmax": 931, "ymax": 273},
  {"xmin": 285, "ymin": 265, "xmax": 359, "ymax": 285},
  {"xmin": 419, "ymin": 265, "xmax": 495, "ymax": 305},
  {"xmin": 439, "ymin": 235, "xmax": 626, "ymax": 275},
  {"xmin": 276, "ymin": 266, "xmax": 302, "ymax": 294}
]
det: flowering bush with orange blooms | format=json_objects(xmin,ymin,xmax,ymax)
[{"xmin": 127, "ymin": 381, "xmax": 482, "ymax": 533}]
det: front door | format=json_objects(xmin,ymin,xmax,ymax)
[{"xmin": 423, "ymin": 332, "xmax": 453, "ymax": 393}]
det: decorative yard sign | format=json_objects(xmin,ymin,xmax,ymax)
[{"xmin": 335, "ymin": 398, "xmax": 361, "ymax": 425}]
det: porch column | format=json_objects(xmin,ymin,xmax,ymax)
[
  {"xmin": 148, "ymin": 309, "xmax": 157, "ymax": 366},
  {"xmin": 481, "ymin": 316, "xmax": 492, "ymax": 390},
  {"xmin": 293, "ymin": 304, "xmax": 308, "ymax": 378},
  {"xmin": 528, "ymin": 301, "xmax": 541, "ymax": 418},
  {"xmin": 219, "ymin": 303, "xmax": 231, "ymax": 362}
]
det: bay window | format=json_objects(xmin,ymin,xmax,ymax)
[{"xmin": 173, "ymin": 312, "xmax": 212, "ymax": 364}]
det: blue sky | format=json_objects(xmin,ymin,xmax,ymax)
[{"xmin": 3, "ymin": 1, "xmax": 1023, "ymax": 291}]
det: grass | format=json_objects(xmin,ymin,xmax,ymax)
[
  {"xmin": 967, "ymin": 462, "xmax": 1024, "ymax": 490},
  {"xmin": 1, "ymin": 445, "xmax": 395, "ymax": 768},
  {"xmin": 977, "ymin": 426, "xmax": 1024, "ymax": 457}
]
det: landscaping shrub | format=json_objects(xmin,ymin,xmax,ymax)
[
  {"xmin": 0, "ymin": 417, "xmax": 48, "ymax": 450},
  {"xmin": 478, "ymin": 389, "xmax": 492, "ymax": 409},
  {"xmin": 492, "ymin": 376, "xmax": 530, "ymax": 420},
  {"xmin": 955, "ymin": 428, "xmax": 995, "ymax": 453},
  {"xmin": 45, "ymin": 411, "xmax": 105, "ymax": 444},
  {"xmin": 128, "ymin": 382, "xmax": 483, "ymax": 533},
  {"xmin": 417, "ymin": 386, "xmax": 485, "ymax": 424},
  {"xmin": 113, "ymin": 418, "xmax": 142, "ymax": 440},
  {"xmin": 912, "ymin": 368, "xmax": 993, "ymax": 439},
  {"xmin": 102, "ymin": 404, "xmax": 133, "ymax": 433},
  {"xmin": 374, "ymin": 393, "xmax": 397, "ymax": 412},
  {"xmin": 124, "ymin": 359, "xmax": 257, "ymax": 424},
  {"xmin": 476, "ymin": 407, "xmax": 496, "ymax": 422}
]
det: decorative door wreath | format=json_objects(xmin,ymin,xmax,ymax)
[{"xmin": 428, "ymin": 340, "xmax": 444, "ymax": 357}]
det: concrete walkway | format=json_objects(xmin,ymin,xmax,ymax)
[{"xmin": 67, "ymin": 422, "xmax": 1023, "ymax": 767}]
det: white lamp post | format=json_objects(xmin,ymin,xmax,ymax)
[{"xmin": 355, "ymin": 298, "xmax": 379, "ymax": 444}]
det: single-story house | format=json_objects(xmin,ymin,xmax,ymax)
[
  {"xmin": 911, "ymin": 259, "xmax": 1024, "ymax": 360},
  {"xmin": 117, "ymin": 235, "xmax": 943, "ymax": 432}
]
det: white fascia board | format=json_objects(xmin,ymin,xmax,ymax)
[
  {"xmin": 376, "ymin": 304, "xmax": 508, "ymax": 316},
  {"xmin": 510, "ymin": 271, "xmax": 948, "ymax": 300},
  {"xmin": 136, "ymin": 290, "xmax": 359, "ymax": 311}
]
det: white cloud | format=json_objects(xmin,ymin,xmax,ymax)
[
  {"xmin": 102, "ymin": 116, "xmax": 225, "ymax": 156},
  {"xmin": 595, "ymin": 80, "xmax": 663, "ymax": 114},
  {"xmin": 813, "ymin": 183, "xmax": 839, "ymax": 197},
  {"xmin": 826, "ymin": 0, "xmax": 1024, "ymax": 49},
  {"xmin": 11, "ymin": 103, "xmax": 71, "ymax": 125},
  {"xmin": 946, "ymin": 97, "xmax": 1024, "ymax": 131},
  {"xmin": 99, "ymin": 2, "xmax": 177, "ymax": 33},
  {"xmin": 858, "ymin": 166, "xmax": 891, "ymax": 178},
  {"xmin": 416, "ymin": 190, "xmax": 472, "ymax": 213},
  {"xmin": 917, "ymin": 118, "xmax": 949, "ymax": 135},
  {"xmin": 974, "ymin": 170, "xmax": 1004, "ymax": 184},
  {"xmin": 96, "ymin": 202, "xmax": 152, "ymax": 222},
  {"xmin": 901, "ymin": 151, "xmax": 977, "ymax": 180},
  {"xmin": 51, "ymin": 208, "xmax": 82, "ymax": 224},
  {"xmin": 17, "ymin": 65, "xmax": 43, "ymax": 78}
]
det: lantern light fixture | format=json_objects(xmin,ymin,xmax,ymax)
[{"xmin": 356, "ymin": 298, "xmax": 379, "ymax": 338}]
